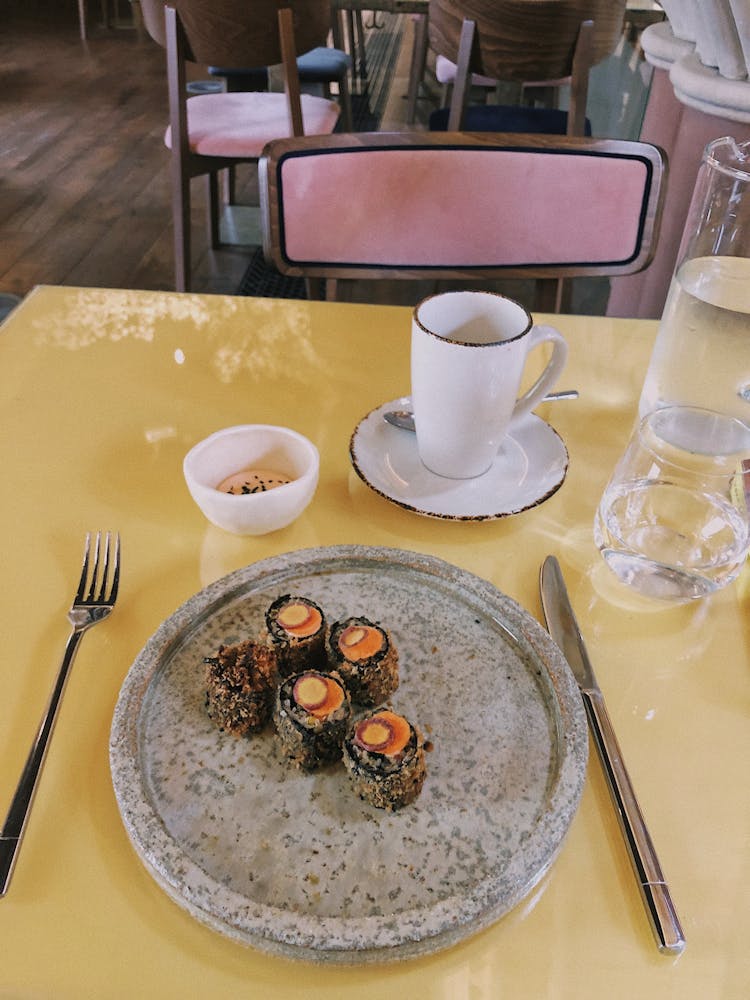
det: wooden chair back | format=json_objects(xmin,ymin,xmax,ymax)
[
  {"xmin": 140, "ymin": 0, "xmax": 167, "ymax": 46},
  {"xmin": 427, "ymin": 0, "xmax": 626, "ymax": 83},
  {"xmin": 141, "ymin": 0, "xmax": 331, "ymax": 67},
  {"xmin": 441, "ymin": 15, "xmax": 596, "ymax": 135},
  {"xmin": 259, "ymin": 130, "xmax": 666, "ymax": 307},
  {"xmin": 430, "ymin": 1, "xmax": 626, "ymax": 136}
]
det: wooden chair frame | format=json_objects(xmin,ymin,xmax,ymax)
[
  {"xmin": 447, "ymin": 17, "xmax": 595, "ymax": 135},
  {"xmin": 164, "ymin": 4, "xmax": 304, "ymax": 292},
  {"xmin": 141, "ymin": 0, "xmax": 337, "ymax": 292},
  {"xmin": 259, "ymin": 130, "xmax": 667, "ymax": 308},
  {"xmin": 427, "ymin": 1, "xmax": 627, "ymax": 136}
]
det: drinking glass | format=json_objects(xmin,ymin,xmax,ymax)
[{"xmin": 595, "ymin": 405, "xmax": 750, "ymax": 601}]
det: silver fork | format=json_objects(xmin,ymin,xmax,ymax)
[{"xmin": 0, "ymin": 531, "xmax": 120, "ymax": 897}]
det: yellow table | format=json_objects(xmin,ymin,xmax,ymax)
[{"xmin": 0, "ymin": 285, "xmax": 747, "ymax": 997}]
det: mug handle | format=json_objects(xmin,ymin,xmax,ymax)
[{"xmin": 512, "ymin": 324, "xmax": 568, "ymax": 420}]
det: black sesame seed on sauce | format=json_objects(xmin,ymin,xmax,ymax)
[{"xmin": 216, "ymin": 467, "xmax": 292, "ymax": 495}]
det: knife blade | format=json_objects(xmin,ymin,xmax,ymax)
[{"xmin": 539, "ymin": 555, "xmax": 686, "ymax": 955}]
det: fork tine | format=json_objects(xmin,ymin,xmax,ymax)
[
  {"xmin": 86, "ymin": 531, "xmax": 102, "ymax": 602},
  {"xmin": 75, "ymin": 532, "xmax": 93, "ymax": 603},
  {"xmin": 106, "ymin": 533, "xmax": 120, "ymax": 604},
  {"xmin": 96, "ymin": 532, "xmax": 112, "ymax": 603}
]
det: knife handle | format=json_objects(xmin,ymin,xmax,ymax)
[{"xmin": 583, "ymin": 690, "xmax": 686, "ymax": 955}]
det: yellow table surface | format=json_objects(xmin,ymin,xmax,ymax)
[{"xmin": 0, "ymin": 285, "xmax": 747, "ymax": 998}]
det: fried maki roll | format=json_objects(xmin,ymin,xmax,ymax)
[
  {"xmin": 274, "ymin": 670, "xmax": 351, "ymax": 770},
  {"xmin": 263, "ymin": 595, "xmax": 327, "ymax": 677},
  {"xmin": 328, "ymin": 617, "xmax": 399, "ymax": 705},
  {"xmin": 343, "ymin": 710, "xmax": 426, "ymax": 810},
  {"xmin": 204, "ymin": 640, "xmax": 276, "ymax": 736}
]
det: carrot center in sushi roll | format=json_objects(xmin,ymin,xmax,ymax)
[
  {"xmin": 277, "ymin": 601, "xmax": 323, "ymax": 638},
  {"xmin": 338, "ymin": 624, "xmax": 384, "ymax": 661},
  {"xmin": 293, "ymin": 672, "xmax": 345, "ymax": 719},
  {"xmin": 354, "ymin": 711, "xmax": 411, "ymax": 755}
]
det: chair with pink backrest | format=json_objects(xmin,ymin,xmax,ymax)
[
  {"xmin": 140, "ymin": 0, "xmax": 341, "ymax": 292},
  {"xmin": 259, "ymin": 130, "xmax": 666, "ymax": 311}
]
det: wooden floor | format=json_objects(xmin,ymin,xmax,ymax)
[{"xmin": 1, "ymin": 2, "xmax": 257, "ymax": 299}]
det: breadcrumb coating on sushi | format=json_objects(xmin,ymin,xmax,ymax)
[
  {"xmin": 204, "ymin": 639, "xmax": 277, "ymax": 736},
  {"xmin": 262, "ymin": 594, "xmax": 328, "ymax": 677},
  {"xmin": 274, "ymin": 670, "xmax": 351, "ymax": 770},
  {"xmin": 328, "ymin": 616, "xmax": 399, "ymax": 705},
  {"xmin": 343, "ymin": 710, "xmax": 426, "ymax": 810}
]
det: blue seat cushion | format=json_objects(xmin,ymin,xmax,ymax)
[
  {"xmin": 209, "ymin": 48, "xmax": 352, "ymax": 92},
  {"xmin": 429, "ymin": 103, "xmax": 592, "ymax": 136},
  {"xmin": 297, "ymin": 47, "xmax": 352, "ymax": 83}
]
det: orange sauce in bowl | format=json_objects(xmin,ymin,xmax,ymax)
[{"xmin": 216, "ymin": 467, "xmax": 291, "ymax": 495}]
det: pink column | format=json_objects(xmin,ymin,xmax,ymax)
[{"xmin": 607, "ymin": 69, "xmax": 750, "ymax": 319}]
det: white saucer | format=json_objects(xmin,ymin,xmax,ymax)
[{"xmin": 349, "ymin": 398, "xmax": 569, "ymax": 520}]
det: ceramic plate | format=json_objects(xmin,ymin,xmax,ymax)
[
  {"xmin": 349, "ymin": 398, "xmax": 568, "ymax": 519},
  {"xmin": 110, "ymin": 546, "xmax": 587, "ymax": 963}
]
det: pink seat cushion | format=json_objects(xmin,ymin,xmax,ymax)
[
  {"xmin": 435, "ymin": 54, "xmax": 497, "ymax": 88},
  {"xmin": 165, "ymin": 92, "xmax": 340, "ymax": 158},
  {"xmin": 278, "ymin": 147, "xmax": 651, "ymax": 267},
  {"xmin": 435, "ymin": 54, "xmax": 571, "ymax": 92}
]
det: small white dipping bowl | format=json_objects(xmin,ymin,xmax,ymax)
[{"xmin": 183, "ymin": 425, "xmax": 319, "ymax": 535}]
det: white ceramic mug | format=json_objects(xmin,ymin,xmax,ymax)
[{"xmin": 411, "ymin": 290, "xmax": 568, "ymax": 478}]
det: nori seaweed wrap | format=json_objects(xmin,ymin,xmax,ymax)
[
  {"xmin": 343, "ymin": 709, "xmax": 426, "ymax": 810},
  {"xmin": 263, "ymin": 595, "xmax": 328, "ymax": 678},
  {"xmin": 204, "ymin": 639, "xmax": 277, "ymax": 736},
  {"xmin": 274, "ymin": 670, "xmax": 351, "ymax": 770},
  {"xmin": 328, "ymin": 616, "xmax": 399, "ymax": 705}
]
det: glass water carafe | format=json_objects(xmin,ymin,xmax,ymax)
[{"xmin": 639, "ymin": 137, "xmax": 750, "ymax": 427}]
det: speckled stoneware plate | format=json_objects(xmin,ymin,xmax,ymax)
[
  {"xmin": 110, "ymin": 545, "xmax": 587, "ymax": 964},
  {"xmin": 349, "ymin": 398, "xmax": 568, "ymax": 520}
]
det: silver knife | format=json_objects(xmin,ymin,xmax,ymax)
[{"xmin": 539, "ymin": 555, "xmax": 686, "ymax": 955}]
